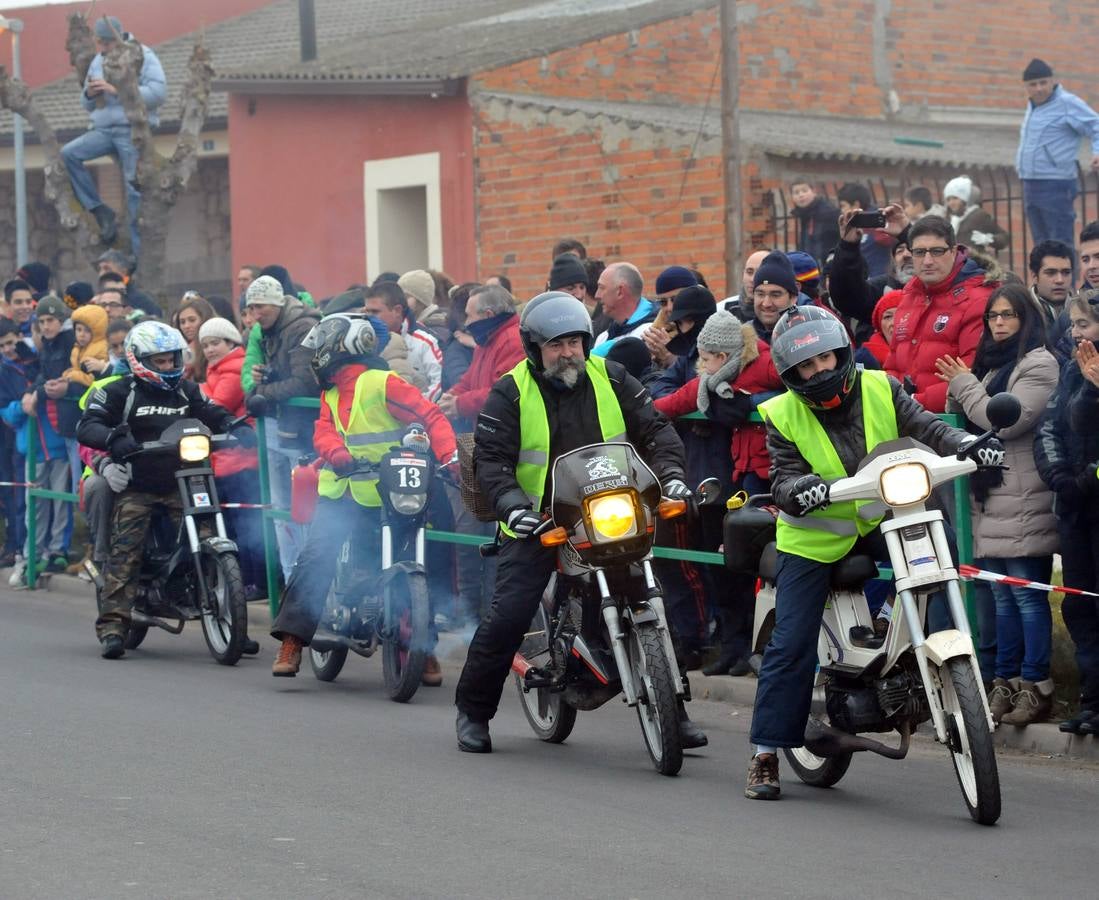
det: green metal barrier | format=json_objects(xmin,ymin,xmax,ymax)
[{"xmin": 23, "ymin": 418, "xmax": 80, "ymax": 588}]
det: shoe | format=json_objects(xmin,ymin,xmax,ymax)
[
  {"xmin": 1000, "ymin": 678, "xmax": 1054, "ymax": 726},
  {"xmin": 100, "ymin": 634, "xmax": 125, "ymax": 660},
  {"xmin": 47, "ymin": 554, "xmax": 69, "ymax": 574},
  {"xmin": 988, "ymin": 676, "xmax": 1018, "ymax": 724},
  {"xmin": 421, "ymin": 654, "xmax": 443, "ymax": 687},
  {"xmin": 242, "ymin": 638, "xmax": 260, "ymax": 656},
  {"xmin": 271, "ymin": 636, "xmax": 303, "ymax": 676},
  {"xmin": 92, "ymin": 204, "xmax": 118, "ymax": 244},
  {"xmin": 678, "ymin": 702, "xmax": 708, "ymax": 749},
  {"xmin": 456, "ymin": 711, "xmax": 491, "ymax": 753},
  {"xmin": 1060, "ymin": 709, "xmax": 1098, "ymax": 735},
  {"xmin": 702, "ymin": 650, "xmax": 738, "ymax": 677},
  {"xmin": 727, "ymin": 656, "xmax": 752, "ymax": 677},
  {"xmin": 8, "ymin": 556, "xmax": 26, "ymax": 588},
  {"xmin": 1080, "ymin": 714, "xmax": 1099, "ymax": 736},
  {"xmin": 744, "ymin": 753, "xmax": 781, "ymax": 800},
  {"xmin": 681, "ymin": 649, "xmax": 703, "ymax": 672},
  {"xmin": 0, "ymin": 551, "xmax": 16, "ymax": 568}
]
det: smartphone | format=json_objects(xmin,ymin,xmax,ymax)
[{"xmin": 850, "ymin": 209, "xmax": 886, "ymax": 229}]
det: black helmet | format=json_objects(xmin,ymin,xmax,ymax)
[
  {"xmin": 770, "ymin": 305, "xmax": 856, "ymax": 410},
  {"xmin": 519, "ymin": 291, "xmax": 593, "ymax": 370},
  {"xmin": 302, "ymin": 313, "xmax": 376, "ymax": 386}
]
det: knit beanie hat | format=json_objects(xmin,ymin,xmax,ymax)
[
  {"xmin": 398, "ymin": 269, "xmax": 436, "ymax": 311},
  {"xmin": 654, "ymin": 265, "xmax": 698, "ymax": 297},
  {"xmin": 1022, "ymin": 58, "xmax": 1053, "ymax": 81},
  {"xmin": 872, "ymin": 289, "xmax": 904, "ymax": 334},
  {"xmin": 245, "ymin": 275, "xmax": 287, "ymax": 307},
  {"xmin": 696, "ymin": 309, "xmax": 746, "ymax": 359},
  {"xmin": 199, "ymin": 317, "xmax": 244, "ymax": 346},
  {"xmin": 16, "ymin": 262, "xmax": 51, "ymax": 294},
  {"xmin": 548, "ymin": 254, "xmax": 587, "ymax": 291},
  {"xmin": 943, "ymin": 176, "xmax": 973, "ymax": 205},
  {"xmin": 35, "ymin": 293, "xmax": 70, "ymax": 321},
  {"xmin": 62, "ymin": 281, "xmax": 95, "ymax": 310},
  {"xmin": 605, "ymin": 336, "xmax": 653, "ymax": 380},
  {"xmin": 752, "ymin": 250, "xmax": 799, "ymax": 296}
]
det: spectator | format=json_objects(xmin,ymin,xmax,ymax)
[
  {"xmin": 236, "ymin": 264, "xmax": 261, "ymax": 308},
  {"xmin": 552, "ymin": 238, "xmax": 586, "ymax": 259},
  {"xmin": 95, "ymin": 250, "xmax": 161, "ymax": 318},
  {"xmin": 582, "ymin": 258, "xmax": 610, "ymax": 336},
  {"xmin": 1016, "ymin": 58, "xmax": 1099, "ymax": 246},
  {"xmin": 592, "ymin": 262, "xmax": 656, "ymax": 353},
  {"xmin": 786, "ymin": 251, "xmax": 823, "ymax": 303},
  {"xmin": 837, "ymin": 182, "xmax": 894, "ymax": 278},
  {"xmin": 862, "ymin": 291, "xmax": 903, "ymax": 367},
  {"xmin": 722, "ymin": 249, "xmax": 768, "ymax": 321},
  {"xmin": 1028, "ymin": 239, "xmax": 1076, "ymax": 358},
  {"xmin": 105, "ymin": 319, "xmax": 131, "ymax": 371},
  {"xmin": 362, "ymin": 281, "xmax": 442, "ymax": 399},
  {"xmin": 942, "ymin": 176, "xmax": 1010, "ymax": 255},
  {"xmin": 173, "ymin": 294, "xmax": 218, "ymax": 383},
  {"xmin": 938, "ymin": 284, "xmax": 1058, "ymax": 724},
  {"xmin": 61, "ymin": 281, "xmax": 95, "ymax": 312},
  {"xmin": 95, "ymin": 285, "xmax": 130, "ymax": 322},
  {"xmin": 606, "ymin": 336, "xmax": 661, "ymax": 390},
  {"xmin": 644, "ymin": 265, "xmax": 698, "ymax": 369},
  {"xmin": 1034, "ymin": 290, "xmax": 1099, "ymax": 735},
  {"xmin": 205, "ymin": 295, "xmax": 239, "ymax": 328},
  {"xmin": 789, "ymin": 180, "xmax": 840, "ymax": 265},
  {"xmin": 62, "ymin": 304, "xmax": 109, "ymax": 388},
  {"xmin": 60, "ymin": 17, "xmax": 165, "ymax": 255},
  {"xmin": 484, "ymin": 274, "xmax": 512, "ymax": 293},
  {"xmin": 0, "ymin": 319, "xmax": 33, "ymax": 568},
  {"xmin": 440, "ymin": 283, "xmax": 481, "ymax": 397},
  {"xmin": 903, "ymin": 185, "xmax": 947, "ymax": 221},
  {"xmin": 4, "ymin": 279, "xmax": 37, "ymax": 355},
  {"xmin": 547, "ymin": 253, "xmax": 589, "ymax": 300},
  {"xmin": 749, "ymin": 251, "xmax": 801, "ymax": 344},
  {"xmin": 1080, "ymin": 220, "xmax": 1099, "ymax": 291},
  {"xmin": 15, "ymin": 262, "xmax": 51, "ymax": 298},
  {"xmin": 399, "ymin": 269, "xmax": 450, "ymax": 343}
]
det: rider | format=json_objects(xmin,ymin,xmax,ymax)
[
  {"xmin": 269, "ymin": 314, "xmax": 457, "ymax": 677},
  {"xmin": 454, "ymin": 291, "xmax": 703, "ymax": 753},
  {"xmin": 744, "ymin": 305, "xmax": 1004, "ymax": 800},
  {"xmin": 76, "ymin": 321, "xmax": 256, "ymax": 660}
]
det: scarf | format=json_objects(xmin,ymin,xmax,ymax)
[
  {"xmin": 605, "ymin": 299, "xmax": 657, "ymax": 339},
  {"xmin": 696, "ymin": 353, "xmax": 743, "ymax": 415},
  {"xmin": 467, "ymin": 311, "xmax": 514, "ymax": 347}
]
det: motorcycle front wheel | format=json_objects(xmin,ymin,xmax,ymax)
[
  {"xmin": 310, "ymin": 646, "xmax": 349, "ymax": 682},
  {"xmin": 940, "ymin": 658, "xmax": 1001, "ymax": 825},
  {"xmin": 629, "ymin": 622, "xmax": 682, "ymax": 776},
  {"xmin": 381, "ymin": 569, "xmax": 430, "ymax": 703},
  {"xmin": 124, "ymin": 624, "xmax": 149, "ymax": 650},
  {"xmin": 514, "ymin": 601, "xmax": 576, "ymax": 743},
  {"xmin": 198, "ymin": 550, "xmax": 247, "ymax": 666}
]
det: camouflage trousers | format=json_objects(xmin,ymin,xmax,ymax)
[{"xmin": 96, "ymin": 489, "xmax": 183, "ymax": 640}]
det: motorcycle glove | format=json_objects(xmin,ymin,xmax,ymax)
[
  {"xmin": 328, "ymin": 450, "xmax": 356, "ymax": 477},
  {"xmin": 108, "ymin": 429, "xmax": 140, "ymax": 462},
  {"xmin": 958, "ymin": 435, "xmax": 1005, "ymax": 468},
  {"xmin": 506, "ymin": 507, "xmax": 546, "ymax": 538},
  {"xmin": 101, "ymin": 461, "xmax": 132, "ymax": 493},
  {"xmin": 662, "ymin": 478, "xmax": 691, "ymax": 501},
  {"xmin": 788, "ymin": 474, "xmax": 830, "ymax": 516},
  {"xmin": 231, "ymin": 424, "xmax": 257, "ymax": 449}
]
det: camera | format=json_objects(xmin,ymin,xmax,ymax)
[{"xmin": 850, "ymin": 209, "xmax": 887, "ymax": 229}]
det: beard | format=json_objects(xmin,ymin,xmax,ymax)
[{"xmin": 544, "ymin": 356, "xmax": 584, "ymax": 388}]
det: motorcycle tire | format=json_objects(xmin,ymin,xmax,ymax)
[
  {"xmin": 124, "ymin": 624, "xmax": 149, "ymax": 651},
  {"xmin": 382, "ymin": 569, "xmax": 430, "ymax": 703},
  {"xmin": 198, "ymin": 550, "xmax": 247, "ymax": 666},
  {"xmin": 629, "ymin": 622, "xmax": 683, "ymax": 776},
  {"xmin": 941, "ymin": 657, "xmax": 1001, "ymax": 826},
  {"xmin": 310, "ymin": 646, "xmax": 349, "ymax": 682},
  {"xmin": 514, "ymin": 600, "xmax": 577, "ymax": 743},
  {"xmin": 785, "ymin": 736, "xmax": 853, "ymax": 788}
]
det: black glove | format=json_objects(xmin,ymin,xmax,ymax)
[
  {"xmin": 901, "ymin": 376, "xmax": 917, "ymax": 396},
  {"xmin": 662, "ymin": 479, "xmax": 691, "ymax": 501},
  {"xmin": 706, "ymin": 392, "xmax": 753, "ymax": 429},
  {"xmin": 231, "ymin": 425, "xmax": 257, "ymax": 449},
  {"xmin": 1075, "ymin": 463, "xmax": 1099, "ymax": 496},
  {"xmin": 108, "ymin": 428, "xmax": 140, "ymax": 462},
  {"xmin": 506, "ymin": 507, "xmax": 546, "ymax": 538},
  {"xmin": 787, "ymin": 474, "xmax": 830, "ymax": 517},
  {"xmin": 959, "ymin": 435, "xmax": 1005, "ymax": 468}
]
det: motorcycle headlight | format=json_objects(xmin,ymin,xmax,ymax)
[
  {"xmin": 389, "ymin": 492, "xmax": 427, "ymax": 515},
  {"xmin": 585, "ymin": 491, "xmax": 640, "ymax": 541},
  {"xmin": 179, "ymin": 434, "xmax": 210, "ymax": 462},
  {"xmin": 879, "ymin": 462, "xmax": 931, "ymax": 506}
]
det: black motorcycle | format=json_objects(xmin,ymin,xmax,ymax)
[{"xmin": 86, "ymin": 418, "xmax": 249, "ymax": 665}]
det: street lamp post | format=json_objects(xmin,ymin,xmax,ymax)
[{"xmin": 0, "ymin": 15, "xmax": 27, "ymax": 268}]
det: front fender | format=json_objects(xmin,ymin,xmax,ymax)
[
  {"xmin": 201, "ymin": 536, "xmax": 239, "ymax": 556},
  {"xmin": 921, "ymin": 629, "xmax": 974, "ymax": 666},
  {"xmin": 377, "ymin": 560, "xmax": 425, "ymax": 589}
]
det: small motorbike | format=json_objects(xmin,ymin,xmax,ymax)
[
  {"xmin": 86, "ymin": 418, "xmax": 250, "ymax": 665},
  {"xmin": 305, "ymin": 427, "xmax": 440, "ymax": 703},
  {"xmin": 509, "ymin": 441, "xmax": 699, "ymax": 776},
  {"xmin": 727, "ymin": 393, "xmax": 1020, "ymax": 825}
]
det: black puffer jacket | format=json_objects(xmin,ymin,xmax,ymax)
[
  {"xmin": 1034, "ymin": 360, "xmax": 1099, "ymax": 522},
  {"xmin": 767, "ymin": 371, "xmax": 967, "ymax": 514},
  {"xmin": 78, "ymin": 376, "xmax": 236, "ymax": 495},
  {"xmin": 474, "ymin": 358, "xmax": 686, "ymax": 520}
]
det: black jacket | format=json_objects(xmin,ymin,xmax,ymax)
[
  {"xmin": 35, "ymin": 329, "xmax": 82, "ymax": 437},
  {"xmin": 1034, "ymin": 360, "xmax": 1099, "ymax": 522},
  {"xmin": 791, "ymin": 196, "xmax": 841, "ymax": 266},
  {"xmin": 78, "ymin": 376, "xmax": 236, "ymax": 495},
  {"xmin": 828, "ymin": 239, "xmax": 905, "ymax": 324},
  {"xmin": 473, "ymin": 358, "xmax": 686, "ymax": 520}
]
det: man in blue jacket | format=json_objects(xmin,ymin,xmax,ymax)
[
  {"xmin": 60, "ymin": 16, "xmax": 166, "ymax": 258},
  {"xmin": 1015, "ymin": 58, "xmax": 1099, "ymax": 247}
]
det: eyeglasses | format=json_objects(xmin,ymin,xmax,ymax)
[
  {"xmin": 985, "ymin": 310, "xmax": 1018, "ymax": 322},
  {"xmin": 912, "ymin": 247, "xmax": 952, "ymax": 258}
]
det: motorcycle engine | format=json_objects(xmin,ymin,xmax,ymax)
[{"xmin": 826, "ymin": 682, "xmax": 893, "ymax": 734}]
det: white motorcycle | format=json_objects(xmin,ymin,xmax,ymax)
[{"xmin": 726, "ymin": 393, "xmax": 1020, "ymax": 825}]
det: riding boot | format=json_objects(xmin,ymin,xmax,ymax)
[{"xmin": 678, "ymin": 700, "xmax": 708, "ymax": 748}]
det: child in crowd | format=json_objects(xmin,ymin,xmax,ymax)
[
  {"xmin": 862, "ymin": 291, "xmax": 903, "ymax": 367},
  {"xmin": 63, "ymin": 304, "xmax": 110, "ymax": 387}
]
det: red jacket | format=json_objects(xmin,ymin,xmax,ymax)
[
  {"xmin": 885, "ymin": 250, "xmax": 997, "ymax": 413},
  {"xmin": 653, "ymin": 339, "xmax": 782, "ymax": 481},
  {"xmin": 449, "ymin": 315, "xmax": 524, "ymax": 419},
  {"xmin": 314, "ymin": 363, "xmax": 457, "ymax": 468},
  {"xmin": 203, "ymin": 347, "xmax": 255, "ymax": 477}
]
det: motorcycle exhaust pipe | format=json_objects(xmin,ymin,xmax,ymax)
[
  {"xmin": 802, "ymin": 718, "xmax": 911, "ymax": 760},
  {"xmin": 310, "ymin": 634, "xmax": 376, "ymax": 656},
  {"xmin": 131, "ymin": 611, "xmax": 186, "ymax": 635}
]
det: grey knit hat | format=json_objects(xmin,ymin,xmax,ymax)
[
  {"xmin": 695, "ymin": 310, "xmax": 745, "ymax": 359},
  {"xmin": 35, "ymin": 293, "xmax": 70, "ymax": 322},
  {"xmin": 245, "ymin": 275, "xmax": 287, "ymax": 307}
]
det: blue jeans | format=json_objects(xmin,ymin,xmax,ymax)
[
  {"xmin": 1023, "ymin": 178, "xmax": 1078, "ymax": 248},
  {"xmin": 982, "ymin": 555, "xmax": 1054, "ymax": 682},
  {"xmin": 61, "ymin": 125, "xmax": 141, "ymax": 257},
  {"xmin": 263, "ymin": 421, "xmax": 304, "ymax": 581},
  {"xmin": 970, "ymin": 560, "xmax": 997, "ymax": 684}
]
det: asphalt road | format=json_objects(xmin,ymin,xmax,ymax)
[{"xmin": 3, "ymin": 583, "xmax": 1097, "ymax": 900}]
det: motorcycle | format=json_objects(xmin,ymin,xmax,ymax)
[
  {"xmin": 726, "ymin": 392, "xmax": 1020, "ymax": 825},
  {"xmin": 304, "ymin": 426, "xmax": 440, "ymax": 703},
  {"xmin": 85, "ymin": 417, "xmax": 251, "ymax": 665},
  {"xmin": 508, "ymin": 441, "xmax": 702, "ymax": 776}
]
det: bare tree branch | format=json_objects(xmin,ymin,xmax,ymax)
[
  {"xmin": 167, "ymin": 44, "xmax": 215, "ymax": 199},
  {"xmin": 65, "ymin": 12, "xmax": 97, "ymax": 87}
]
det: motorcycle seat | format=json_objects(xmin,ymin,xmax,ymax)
[
  {"xmin": 831, "ymin": 555, "xmax": 878, "ymax": 590},
  {"xmin": 758, "ymin": 542, "xmax": 778, "ymax": 582}
]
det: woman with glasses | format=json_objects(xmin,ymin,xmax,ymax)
[{"xmin": 936, "ymin": 283, "xmax": 1059, "ymax": 725}]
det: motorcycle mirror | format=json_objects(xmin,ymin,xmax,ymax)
[
  {"xmin": 245, "ymin": 394, "xmax": 269, "ymax": 418},
  {"xmin": 695, "ymin": 477, "xmax": 722, "ymax": 505},
  {"xmin": 986, "ymin": 392, "xmax": 1021, "ymax": 431}
]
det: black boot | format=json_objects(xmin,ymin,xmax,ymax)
[
  {"xmin": 702, "ymin": 649, "xmax": 738, "ymax": 677},
  {"xmin": 242, "ymin": 637, "xmax": 260, "ymax": 656},
  {"xmin": 100, "ymin": 634, "xmax": 125, "ymax": 660},
  {"xmin": 456, "ymin": 711, "xmax": 491, "ymax": 753},
  {"xmin": 92, "ymin": 204, "xmax": 118, "ymax": 244},
  {"xmin": 678, "ymin": 701, "xmax": 708, "ymax": 749}
]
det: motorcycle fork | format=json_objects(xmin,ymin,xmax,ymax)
[
  {"xmin": 639, "ymin": 558, "xmax": 685, "ymax": 697},
  {"xmin": 595, "ymin": 568, "xmax": 640, "ymax": 706},
  {"xmin": 175, "ymin": 468, "xmax": 226, "ymax": 608}
]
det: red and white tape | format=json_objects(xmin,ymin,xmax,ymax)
[
  {"xmin": 219, "ymin": 502, "xmax": 272, "ymax": 509},
  {"xmin": 959, "ymin": 564, "xmax": 1099, "ymax": 598}
]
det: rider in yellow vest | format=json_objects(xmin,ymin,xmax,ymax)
[
  {"xmin": 269, "ymin": 314, "xmax": 456, "ymax": 677},
  {"xmin": 454, "ymin": 292, "xmax": 696, "ymax": 754},
  {"xmin": 744, "ymin": 305, "xmax": 1003, "ymax": 801}
]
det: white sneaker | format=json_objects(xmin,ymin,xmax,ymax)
[{"xmin": 8, "ymin": 557, "xmax": 27, "ymax": 588}]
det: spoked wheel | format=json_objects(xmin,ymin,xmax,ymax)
[
  {"xmin": 124, "ymin": 624, "xmax": 149, "ymax": 650},
  {"xmin": 382, "ymin": 569, "xmax": 430, "ymax": 702},
  {"xmin": 310, "ymin": 646, "xmax": 349, "ymax": 682},
  {"xmin": 514, "ymin": 601, "xmax": 576, "ymax": 743},
  {"xmin": 628, "ymin": 622, "xmax": 682, "ymax": 776},
  {"xmin": 198, "ymin": 550, "xmax": 247, "ymax": 666},
  {"xmin": 785, "ymin": 724, "xmax": 854, "ymax": 788},
  {"xmin": 940, "ymin": 658, "xmax": 1001, "ymax": 825}
]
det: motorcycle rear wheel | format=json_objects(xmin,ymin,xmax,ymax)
[
  {"xmin": 124, "ymin": 624, "xmax": 148, "ymax": 650},
  {"xmin": 785, "ymin": 738, "xmax": 853, "ymax": 788},
  {"xmin": 514, "ymin": 602, "xmax": 576, "ymax": 743},
  {"xmin": 310, "ymin": 646, "xmax": 349, "ymax": 682},
  {"xmin": 629, "ymin": 622, "xmax": 683, "ymax": 776},
  {"xmin": 941, "ymin": 658, "xmax": 1001, "ymax": 825},
  {"xmin": 382, "ymin": 569, "xmax": 430, "ymax": 703},
  {"xmin": 199, "ymin": 550, "xmax": 247, "ymax": 666}
]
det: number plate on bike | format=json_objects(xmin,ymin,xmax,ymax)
[{"xmin": 380, "ymin": 451, "xmax": 431, "ymax": 493}]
